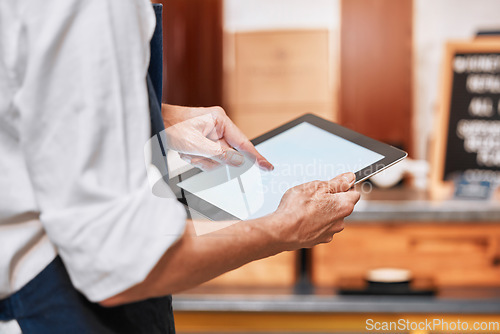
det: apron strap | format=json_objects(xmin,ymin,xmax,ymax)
[
  {"xmin": 0, "ymin": 294, "xmax": 14, "ymax": 321},
  {"xmin": 148, "ymin": 3, "xmax": 165, "ymax": 138}
]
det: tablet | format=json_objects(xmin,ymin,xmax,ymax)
[{"xmin": 170, "ymin": 114, "xmax": 407, "ymax": 221}]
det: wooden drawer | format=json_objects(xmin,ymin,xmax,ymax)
[{"xmin": 312, "ymin": 223, "xmax": 500, "ymax": 287}]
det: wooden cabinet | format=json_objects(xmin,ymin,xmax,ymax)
[
  {"xmin": 175, "ymin": 221, "xmax": 500, "ymax": 333},
  {"xmin": 313, "ymin": 223, "xmax": 500, "ymax": 288},
  {"xmin": 191, "ymin": 222, "xmax": 500, "ymax": 290}
]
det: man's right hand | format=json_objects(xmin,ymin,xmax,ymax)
[
  {"xmin": 100, "ymin": 172, "xmax": 360, "ymax": 307},
  {"xmin": 271, "ymin": 172, "xmax": 360, "ymax": 251}
]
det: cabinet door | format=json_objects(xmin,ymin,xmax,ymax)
[
  {"xmin": 312, "ymin": 223, "xmax": 500, "ymax": 288},
  {"xmin": 340, "ymin": 0, "xmax": 413, "ymax": 154},
  {"xmin": 153, "ymin": 0, "xmax": 223, "ymax": 107}
]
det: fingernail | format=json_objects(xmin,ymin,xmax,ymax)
[
  {"xmin": 227, "ymin": 150, "xmax": 244, "ymax": 166},
  {"xmin": 343, "ymin": 172, "xmax": 356, "ymax": 183},
  {"xmin": 258, "ymin": 160, "xmax": 274, "ymax": 171}
]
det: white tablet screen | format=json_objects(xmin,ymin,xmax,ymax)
[{"xmin": 178, "ymin": 122, "xmax": 383, "ymax": 220}]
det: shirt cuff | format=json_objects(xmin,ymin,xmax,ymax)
[{"xmin": 42, "ymin": 182, "xmax": 186, "ymax": 303}]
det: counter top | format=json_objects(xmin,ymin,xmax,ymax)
[
  {"xmin": 173, "ymin": 287, "xmax": 500, "ymax": 314},
  {"xmin": 349, "ymin": 187, "xmax": 500, "ymax": 222}
]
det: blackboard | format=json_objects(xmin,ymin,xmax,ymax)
[{"xmin": 430, "ymin": 39, "xmax": 500, "ymax": 199}]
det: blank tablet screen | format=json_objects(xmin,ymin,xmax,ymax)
[{"xmin": 177, "ymin": 122, "xmax": 384, "ymax": 220}]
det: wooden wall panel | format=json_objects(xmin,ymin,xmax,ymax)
[
  {"xmin": 225, "ymin": 30, "xmax": 335, "ymax": 139},
  {"xmin": 340, "ymin": 0, "xmax": 413, "ymax": 154},
  {"xmin": 153, "ymin": 0, "xmax": 223, "ymax": 107}
]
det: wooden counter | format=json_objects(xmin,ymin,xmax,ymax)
[
  {"xmin": 174, "ymin": 188, "xmax": 500, "ymax": 333},
  {"xmin": 173, "ymin": 286, "xmax": 500, "ymax": 333}
]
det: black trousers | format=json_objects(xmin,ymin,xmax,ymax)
[{"xmin": 0, "ymin": 257, "xmax": 175, "ymax": 334}]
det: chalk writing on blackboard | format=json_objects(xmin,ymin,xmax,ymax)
[{"xmin": 443, "ymin": 53, "xmax": 500, "ymax": 182}]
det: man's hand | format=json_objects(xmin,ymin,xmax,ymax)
[
  {"xmin": 162, "ymin": 104, "xmax": 273, "ymax": 171},
  {"xmin": 100, "ymin": 172, "xmax": 360, "ymax": 307},
  {"xmin": 270, "ymin": 172, "xmax": 360, "ymax": 250}
]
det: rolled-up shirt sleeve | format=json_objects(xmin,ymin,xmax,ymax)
[{"xmin": 14, "ymin": 0, "xmax": 186, "ymax": 302}]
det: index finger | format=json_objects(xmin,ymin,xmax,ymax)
[{"xmin": 221, "ymin": 117, "xmax": 274, "ymax": 171}]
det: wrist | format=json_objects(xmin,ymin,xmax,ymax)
[
  {"xmin": 161, "ymin": 104, "xmax": 188, "ymax": 128},
  {"xmin": 263, "ymin": 211, "xmax": 301, "ymax": 253}
]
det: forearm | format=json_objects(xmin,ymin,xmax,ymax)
[
  {"xmin": 100, "ymin": 173, "xmax": 359, "ymax": 307},
  {"xmin": 100, "ymin": 214, "xmax": 287, "ymax": 306}
]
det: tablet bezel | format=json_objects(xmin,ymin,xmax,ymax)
[{"xmin": 168, "ymin": 113, "xmax": 407, "ymax": 221}]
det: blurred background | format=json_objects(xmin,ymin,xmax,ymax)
[{"xmin": 152, "ymin": 0, "xmax": 500, "ymax": 333}]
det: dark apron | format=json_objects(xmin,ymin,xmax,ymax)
[{"xmin": 0, "ymin": 4, "xmax": 176, "ymax": 333}]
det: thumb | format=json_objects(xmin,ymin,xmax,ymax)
[{"xmin": 326, "ymin": 172, "xmax": 356, "ymax": 193}]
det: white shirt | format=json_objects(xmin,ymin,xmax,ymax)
[{"xmin": 0, "ymin": 0, "xmax": 186, "ymax": 323}]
